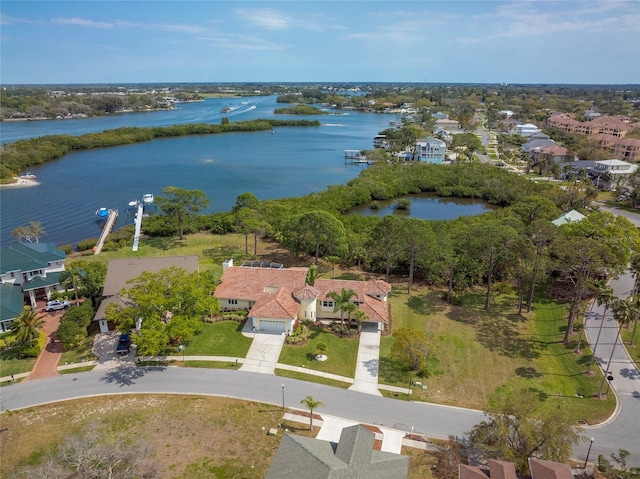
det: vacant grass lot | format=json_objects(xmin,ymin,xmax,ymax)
[
  {"xmin": 380, "ymin": 287, "xmax": 615, "ymax": 423},
  {"xmin": 278, "ymin": 326, "xmax": 359, "ymax": 378},
  {"xmin": 0, "ymin": 395, "xmax": 314, "ymax": 479}
]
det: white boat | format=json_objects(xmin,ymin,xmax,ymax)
[
  {"xmin": 143, "ymin": 193, "xmax": 154, "ymax": 204},
  {"xmin": 128, "ymin": 200, "xmax": 139, "ymax": 208},
  {"xmin": 19, "ymin": 172, "xmax": 37, "ymax": 179}
]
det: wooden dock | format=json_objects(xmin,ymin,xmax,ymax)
[
  {"xmin": 93, "ymin": 209, "xmax": 118, "ymax": 255},
  {"xmin": 132, "ymin": 203, "xmax": 144, "ymax": 251}
]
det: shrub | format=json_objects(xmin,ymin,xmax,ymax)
[
  {"xmin": 369, "ymin": 201, "xmax": 381, "ymax": 210},
  {"xmin": 59, "ymin": 244, "xmax": 73, "ymax": 254},
  {"xmin": 56, "ymin": 321, "xmax": 86, "ymax": 350},
  {"xmin": 77, "ymin": 238, "xmax": 98, "ymax": 251}
]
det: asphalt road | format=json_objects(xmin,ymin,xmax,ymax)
[{"xmin": 0, "ymin": 365, "xmax": 484, "ymax": 442}]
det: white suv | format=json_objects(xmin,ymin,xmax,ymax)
[{"xmin": 45, "ymin": 300, "xmax": 71, "ymax": 312}]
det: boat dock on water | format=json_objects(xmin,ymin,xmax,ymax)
[
  {"xmin": 93, "ymin": 209, "xmax": 118, "ymax": 255},
  {"xmin": 344, "ymin": 150, "xmax": 373, "ymax": 164}
]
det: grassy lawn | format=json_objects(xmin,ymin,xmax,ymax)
[
  {"xmin": 276, "ymin": 369, "xmax": 352, "ymax": 389},
  {"xmin": 381, "ymin": 286, "xmax": 615, "ymax": 423},
  {"xmin": 59, "ymin": 334, "xmax": 97, "ymax": 366},
  {"xmin": 0, "ymin": 395, "xmax": 314, "ymax": 479},
  {"xmin": 278, "ymin": 326, "xmax": 359, "ymax": 378},
  {"xmin": 0, "ymin": 355, "xmax": 36, "ymax": 378},
  {"xmin": 185, "ymin": 321, "xmax": 252, "ymax": 357}
]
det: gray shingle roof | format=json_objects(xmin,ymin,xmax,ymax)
[{"xmin": 265, "ymin": 424, "xmax": 408, "ymax": 479}]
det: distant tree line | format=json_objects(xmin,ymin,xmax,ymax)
[{"xmin": 0, "ymin": 119, "xmax": 320, "ymax": 182}]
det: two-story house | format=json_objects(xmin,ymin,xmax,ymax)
[
  {"xmin": 589, "ymin": 159, "xmax": 638, "ymax": 190},
  {"xmin": 214, "ymin": 260, "xmax": 391, "ymax": 334},
  {"xmin": 415, "ymin": 137, "xmax": 447, "ymax": 164},
  {"xmin": 0, "ymin": 242, "xmax": 67, "ymax": 331}
]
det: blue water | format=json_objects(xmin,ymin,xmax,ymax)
[
  {"xmin": 347, "ymin": 194, "xmax": 494, "ymax": 220},
  {"xmin": 0, "ymin": 96, "xmax": 397, "ymax": 247}
]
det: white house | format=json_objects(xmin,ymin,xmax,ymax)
[
  {"xmin": 415, "ymin": 137, "xmax": 447, "ymax": 164},
  {"xmin": 589, "ymin": 159, "xmax": 638, "ymax": 190},
  {"xmin": 214, "ymin": 261, "xmax": 391, "ymax": 333},
  {"xmin": 515, "ymin": 123, "xmax": 540, "ymax": 137}
]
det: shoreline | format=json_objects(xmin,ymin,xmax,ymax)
[{"xmin": 0, "ymin": 177, "xmax": 40, "ymax": 188}]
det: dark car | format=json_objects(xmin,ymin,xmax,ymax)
[{"xmin": 116, "ymin": 333, "xmax": 131, "ymax": 355}]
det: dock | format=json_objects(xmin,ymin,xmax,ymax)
[
  {"xmin": 132, "ymin": 202, "xmax": 144, "ymax": 251},
  {"xmin": 93, "ymin": 209, "xmax": 118, "ymax": 255}
]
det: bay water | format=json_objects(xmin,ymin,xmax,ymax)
[{"xmin": 0, "ymin": 95, "xmax": 490, "ymax": 248}]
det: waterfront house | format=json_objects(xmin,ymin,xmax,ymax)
[
  {"xmin": 266, "ymin": 424, "xmax": 409, "ymax": 479},
  {"xmin": 213, "ymin": 260, "xmax": 390, "ymax": 334},
  {"xmin": 0, "ymin": 242, "xmax": 67, "ymax": 331},
  {"xmin": 93, "ymin": 256, "xmax": 199, "ymax": 333},
  {"xmin": 415, "ymin": 137, "xmax": 447, "ymax": 164}
]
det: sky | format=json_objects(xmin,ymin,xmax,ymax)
[{"xmin": 1, "ymin": 1, "xmax": 639, "ymax": 85}]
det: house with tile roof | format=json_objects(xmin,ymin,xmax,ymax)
[
  {"xmin": 460, "ymin": 458, "xmax": 571, "ymax": 479},
  {"xmin": 0, "ymin": 242, "xmax": 67, "ymax": 331},
  {"xmin": 214, "ymin": 260, "xmax": 391, "ymax": 334},
  {"xmin": 265, "ymin": 424, "xmax": 409, "ymax": 479},
  {"xmin": 93, "ymin": 256, "xmax": 199, "ymax": 333}
]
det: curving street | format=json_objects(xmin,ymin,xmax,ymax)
[{"xmin": 1, "ymin": 206, "xmax": 639, "ymax": 467}]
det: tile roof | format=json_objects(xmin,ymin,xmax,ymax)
[
  {"xmin": 214, "ymin": 266, "xmax": 309, "ymax": 302},
  {"xmin": 487, "ymin": 459, "xmax": 517, "ymax": 479},
  {"xmin": 459, "ymin": 464, "xmax": 491, "ymax": 479},
  {"xmin": 21, "ymin": 272, "xmax": 62, "ymax": 291},
  {"xmin": 250, "ymin": 287, "xmax": 299, "ymax": 319},
  {"xmin": 528, "ymin": 458, "xmax": 572, "ymax": 479}
]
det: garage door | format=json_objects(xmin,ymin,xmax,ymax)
[{"xmin": 258, "ymin": 320, "xmax": 286, "ymax": 333}]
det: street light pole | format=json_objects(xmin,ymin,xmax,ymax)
[
  {"xmin": 583, "ymin": 437, "xmax": 595, "ymax": 468},
  {"xmin": 281, "ymin": 384, "xmax": 285, "ymax": 412}
]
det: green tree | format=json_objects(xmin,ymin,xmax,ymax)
[
  {"xmin": 56, "ymin": 321, "xmax": 86, "ymax": 350},
  {"xmin": 61, "ymin": 260, "xmax": 107, "ymax": 309},
  {"xmin": 399, "ymin": 219, "xmax": 437, "ymax": 295},
  {"xmin": 467, "ymin": 390, "xmax": 582, "ymax": 473},
  {"xmin": 283, "ymin": 211, "xmax": 347, "ymax": 264},
  {"xmin": 156, "ymin": 186, "xmax": 210, "ymax": 240},
  {"xmin": 105, "ymin": 267, "xmax": 218, "ymax": 354},
  {"xmin": 11, "ymin": 221, "xmax": 46, "ymax": 243},
  {"xmin": 12, "ymin": 306, "xmax": 45, "ymax": 346},
  {"xmin": 367, "ymin": 215, "xmax": 405, "ymax": 282},
  {"xmin": 391, "ymin": 327, "xmax": 431, "ymax": 374},
  {"xmin": 328, "ymin": 288, "xmax": 357, "ymax": 333},
  {"xmin": 300, "ymin": 395, "xmax": 324, "ymax": 431},
  {"xmin": 587, "ymin": 282, "xmax": 615, "ymax": 374}
]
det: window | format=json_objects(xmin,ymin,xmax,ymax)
[
  {"xmin": 228, "ymin": 299, "xmax": 238, "ymax": 305},
  {"xmin": 322, "ymin": 300, "xmax": 333, "ymax": 308}
]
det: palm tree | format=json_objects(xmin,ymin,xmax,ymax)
[
  {"xmin": 59, "ymin": 263, "xmax": 84, "ymax": 305},
  {"xmin": 587, "ymin": 283, "xmax": 615, "ymax": 374},
  {"xmin": 328, "ymin": 288, "xmax": 357, "ymax": 333},
  {"xmin": 353, "ymin": 309, "xmax": 368, "ymax": 333},
  {"xmin": 300, "ymin": 395, "xmax": 324, "ymax": 431},
  {"xmin": 12, "ymin": 307, "xmax": 46, "ymax": 346}
]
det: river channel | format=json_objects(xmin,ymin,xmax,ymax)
[{"xmin": 0, "ymin": 95, "xmax": 489, "ymax": 248}]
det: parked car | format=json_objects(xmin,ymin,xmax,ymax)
[
  {"xmin": 45, "ymin": 300, "xmax": 71, "ymax": 312},
  {"xmin": 116, "ymin": 334, "xmax": 131, "ymax": 355}
]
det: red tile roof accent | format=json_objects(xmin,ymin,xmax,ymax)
[
  {"xmin": 293, "ymin": 285, "xmax": 321, "ymax": 301},
  {"xmin": 528, "ymin": 458, "xmax": 572, "ymax": 479},
  {"xmin": 250, "ymin": 287, "xmax": 299, "ymax": 319},
  {"xmin": 214, "ymin": 267, "xmax": 309, "ymax": 301},
  {"xmin": 459, "ymin": 464, "xmax": 491, "ymax": 479},
  {"xmin": 488, "ymin": 459, "xmax": 518, "ymax": 479}
]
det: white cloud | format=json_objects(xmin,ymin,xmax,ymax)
[
  {"xmin": 52, "ymin": 17, "xmax": 114, "ymax": 28},
  {"xmin": 234, "ymin": 8, "xmax": 292, "ymax": 30}
]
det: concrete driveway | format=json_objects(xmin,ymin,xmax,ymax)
[
  {"xmin": 92, "ymin": 332, "xmax": 136, "ymax": 372},
  {"xmin": 349, "ymin": 323, "xmax": 382, "ymax": 396},
  {"xmin": 240, "ymin": 332, "xmax": 285, "ymax": 374}
]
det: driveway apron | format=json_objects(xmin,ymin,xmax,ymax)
[
  {"xmin": 240, "ymin": 332, "xmax": 285, "ymax": 374},
  {"xmin": 349, "ymin": 323, "xmax": 382, "ymax": 396}
]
